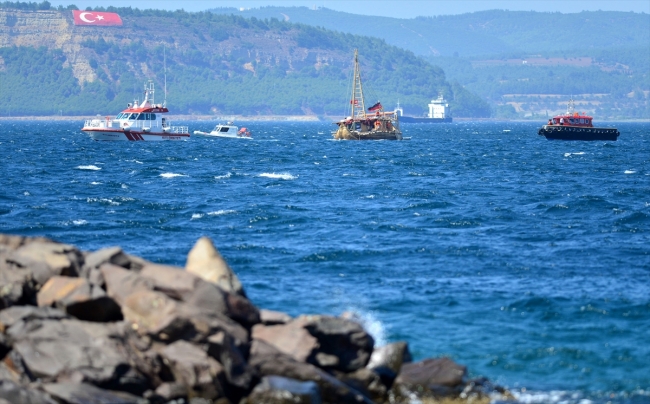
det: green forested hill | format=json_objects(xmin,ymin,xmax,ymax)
[
  {"xmin": 211, "ymin": 6, "xmax": 649, "ymax": 119},
  {"xmin": 0, "ymin": 2, "xmax": 490, "ymax": 117},
  {"xmin": 210, "ymin": 7, "xmax": 649, "ymax": 58}
]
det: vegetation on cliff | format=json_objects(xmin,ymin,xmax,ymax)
[
  {"xmin": 212, "ymin": 6, "xmax": 650, "ymax": 119},
  {"xmin": 0, "ymin": 3, "xmax": 491, "ymax": 117}
]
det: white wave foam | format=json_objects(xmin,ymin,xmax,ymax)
[
  {"xmin": 215, "ymin": 172, "xmax": 232, "ymax": 179},
  {"xmin": 191, "ymin": 213, "xmax": 204, "ymax": 220},
  {"xmin": 624, "ymin": 170, "xmax": 636, "ymax": 174},
  {"xmin": 72, "ymin": 219, "xmax": 87, "ymax": 225},
  {"xmin": 87, "ymin": 197, "xmax": 120, "ymax": 206},
  {"xmin": 342, "ymin": 309, "xmax": 387, "ymax": 347},
  {"xmin": 259, "ymin": 172, "xmax": 296, "ymax": 180},
  {"xmin": 564, "ymin": 152, "xmax": 585, "ymax": 157},
  {"xmin": 512, "ymin": 389, "xmax": 591, "ymax": 404},
  {"xmin": 77, "ymin": 165, "xmax": 101, "ymax": 170},
  {"xmin": 121, "ymin": 184, "xmax": 128, "ymax": 189},
  {"xmin": 23, "ymin": 191, "xmax": 30, "ymax": 196},
  {"xmin": 365, "ymin": 195, "xmax": 376, "ymax": 199},
  {"xmin": 160, "ymin": 173, "xmax": 187, "ymax": 178},
  {"xmin": 208, "ymin": 210, "xmax": 236, "ymax": 216},
  {"xmin": 90, "ymin": 182, "xmax": 102, "ymax": 185}
]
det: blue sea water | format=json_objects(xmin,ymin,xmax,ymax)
[{"xmin": 1, "ymin": 120, "xmax": 649, "ymax": 403}]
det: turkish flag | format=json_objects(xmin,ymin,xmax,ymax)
[{"xmin": 72, "ymin": 10, "xmax": 123, "ymax": 26}]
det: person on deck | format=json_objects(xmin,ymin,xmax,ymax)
[{"xmin": 559, "ymin": 117, "xmax": 564, "ymax": 125}]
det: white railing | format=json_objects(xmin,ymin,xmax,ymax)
[{"xmin": 166, "ymin": 126, "xmax": 189, "ymax": 134}]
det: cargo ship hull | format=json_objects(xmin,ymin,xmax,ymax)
[{"xmin": 399, "ymin": 116, "xmax": 452, "ymax": 123}]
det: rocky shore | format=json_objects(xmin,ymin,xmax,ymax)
[{"xmin": 0, "ymin": 234, "xmax": 510, "ymax": 404}]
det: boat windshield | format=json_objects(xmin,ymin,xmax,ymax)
[{"xmin": 220, "ymin": 127, "xmax": 230, "ymax": 132}]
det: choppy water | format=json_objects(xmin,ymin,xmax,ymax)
[{"xmin": 1, "ymin": 120, "xmax": 649, "ymax": 403}]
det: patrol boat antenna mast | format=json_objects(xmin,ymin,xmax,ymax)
[{"xmin": 163, "ymin": 46, "xmax": 167, "ymax": 108}]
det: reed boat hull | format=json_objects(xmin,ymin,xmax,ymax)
[
  {"xmin": 334, "ymin": 131, "xmax": 402, "ymax": 141},
  {"xmin": 538, "ymin": 125, "xmax": 619, "ymax": 141},
  {"xmin": 82, "ymin": 128, "xmax": 190, "ymax": 141}
]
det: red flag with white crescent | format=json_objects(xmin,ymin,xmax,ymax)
[{"xmin": 73, "ymin": 10, "xmax": 123, "ymax": 26}]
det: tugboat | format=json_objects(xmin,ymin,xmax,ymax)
[
  {"xmin": 81, "ymin": 80, "xmax": 189, "ymax": 141},
  {"xmin": 538, "ymin": 98, "xmax": 619, "ymax": 141},
  {"xmin": 396, "ymin": 95, "xmax": 453, "ymax": 123},
  {"xmin": 333, "ymin": 49, "xmax": 402, "ymax": 141}
]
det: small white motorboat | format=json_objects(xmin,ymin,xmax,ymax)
[{"xmin": 193, "ymin": 123, "xmax": 252, "ymax": 139}]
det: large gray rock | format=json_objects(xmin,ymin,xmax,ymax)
[
  {"xmin": 101, "ymin": 264, "xmax": 153, "ymax": 306},
  {"xmin": 0, "ymin": 263, "xmax": 33, "ymax": 310},
  {"xmin": 252, "ymin": 319, "xmax": 318, "ymax": 363},
  {"xmin": 249, "ymin": 339, "xmax": 372, "ymax": 404},
  {"xmin": 36, "ymin": 276, "xmax": 122, "ymax": 322},
  {"xmin": 0, "ymin": 306, "xmax": 69, "ymax": 331},
  {"xmin": 159, "ymin": 340, "xmax": 226, "ymax": 400},
  {"xmin": 0, "ymin": 379, "xmax": 57, "ymax": 404},
  {"xmin": 393, "ymin": 357, "xmax": 467, "ymax": 399},
  {"xmin": 105, "ymin": 262, "xmax": 260, "ymax": 330},
  {"xmin": 42, "ymin": 382, "xmax": 144, "ymax": 404},
  {"xmin": 206, "ymin": 331, "xmax": 253, "ymax": 390},
  {"xmin": 260, "ymin": 309, "xmax": 293, "ymax": 325},
  {"xmin": 6, "ymin": 239, "xmax": 83, "ymax": 284},
  {"xmin": 334, "ymin": 368, "xmax": 387, "ymax": 403},
  {"xmin": 6, "ymin": 316, "xmax": 149, "ymax": 394},
  {"xmin": 253, "ymin": 315, "xmax": 374, "ymax": 372},
  {"xmin": 185, "ymin": 237, "xmax": 245, "ymax": 296},
  {"xmin": 243, "ymin": 376, "xmax": 322, "ymax": 404},
  {"xmin": 366, "ymin": 341, "xmax": 412, "ymax": 387}
]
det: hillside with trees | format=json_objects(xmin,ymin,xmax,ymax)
[
  {"xmin": 0, "ymin": 2, "xmax": 490, "ymax": 118},
  {"xmin": 213, "ymin": 6, "xmax": 649, "ymax": 119}
]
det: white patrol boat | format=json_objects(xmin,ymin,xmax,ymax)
[
  {"xmin": 193, "ymin": 123, "xmax": 252, "ymax": 139},
  {"xmin": 81, "ymin": 81, "xmax": 189, "ymax": 141}
]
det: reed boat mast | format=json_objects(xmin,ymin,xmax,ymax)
[{"xmin": 350, "ymin": 49, "xmax": 367, "ymax": 120}]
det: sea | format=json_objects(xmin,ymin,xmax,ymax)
[{"xmin": 1, "ymin": 120, "xmax": 649, "ymax": 403}]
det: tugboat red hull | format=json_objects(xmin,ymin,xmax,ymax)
[{"xmin": 538, "ymin": 125, "xmax": 620, "ymax": 141}]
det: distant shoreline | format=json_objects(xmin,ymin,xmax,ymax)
[
  {"xmin": 0, "ymin": 116, "xmax": 647, "ymax": 123},
  {"xmin": 0, "ymin": 115, "xmax": 322, "ymax": 122}
]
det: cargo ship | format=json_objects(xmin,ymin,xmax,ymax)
[
  {"xmin": 396, "ymin": 95, "xmax": 452, "ymax": 123},
  {"xmin": 537, "ymin": 98, "xmax": 619, "ymax": 141}
]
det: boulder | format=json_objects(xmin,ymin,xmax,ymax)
[
  {"xmin": 252, "ymin": 315, "xmax": 374, "ymax": 372},
  {"xmin": 260, "ymin": 309, "xmax": 292, "ymax": 325},
  {"xmin": 366, "ymin": 341, "xmax": 412, "ymax": 387},
  {"xmin": 101, "ymin": 264, "xmax": 153, "ymax": 306},
  {"xmin": 159, "ymin": 340, "xmax": 226, "ymax": 400},
  {"xmin": 0, "ymin": 305, "xmax": 68, "ymax": 332},
  {"xmin": 302, "ymin": 315, "xmax": 374, "ymax": 371},
  {"xmin": 252, "ymin": 320, "xmax": 318, "ymax": 363},
  {"xmin": 0, "ymin": 380, "xmax": 57, "ymax": 404},
  {"xmin": 6, "ymin": 240, "xmax": 83, "ymax": 285},
  {"xmin": 119, "ymin": 262, "xmax": 260, "ymax": 329},
  {"xmin": 36, "ymin": 276, "xmax": 122, "ymax": 322},
  {"xmin": 334, "ymin": 368, "xmax": 387, "ymax": 403},
  {"xmin": 185, "ymin": 237, "xmax": 245, "ymax": 296},
  {"xmin": 243, "ymin": 376, "xmax": 322, "ymax": 404},
  {"xmin": 393, "ymin": 357, "xmax": 467, "ymax": 399},
  {"xmin": 0, "ymin": 263, "xmax": 33, "ymax": 309},
  {"xmin": 206, "ymin": 331, "xmax": 253, "ymax": 390},
  {"xmin": 120, "ymin": 289, "xmax": 194, "ymax": 341},
  {"xmin": 6, "ymin": 317, "xmax": 149, "ymax": 394},
  {"xmin": 42, "ymin": 382, "xmax": 143, "ymax": 404},
  {"xmin": 248, "ymin": 339, "xmax": 372, "ymax": 404}
]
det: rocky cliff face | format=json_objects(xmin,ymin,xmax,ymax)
[
  {"xmin": 0, "ymin": 10, "xmax": 97, "ymax": 84},
  {"xmin": 0, "ymin": 8, "xmax": 348, "ymax": 87}
]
